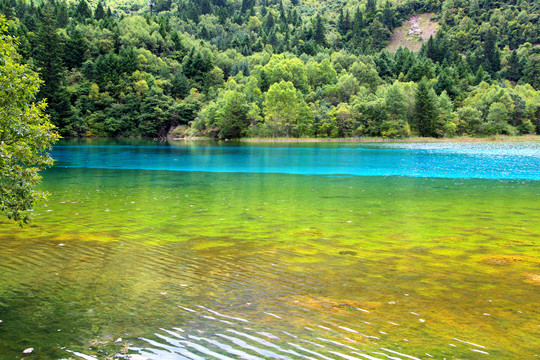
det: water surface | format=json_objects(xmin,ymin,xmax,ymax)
[{"xmin": 0, "ymin": 140, "xmax": 538, "ymax": 360}]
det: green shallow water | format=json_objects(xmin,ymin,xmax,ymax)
[{"xmin": 0, "ymin": 162, "xmax": 539, "ymax": 359}]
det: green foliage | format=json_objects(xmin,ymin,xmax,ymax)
[
  {"xmin": 203, "ymin": 90, "xmax": 251, "ymax": 139},
  {"xmin": 414, "ymin": 77, "xmax": 439, "ymax": 137},
  {"xmin": 456, "ymin": 106, "xmax": 483, "ymax": 135},
  {"xmin": 263, "ymin": 81, "xmax": 300, "ymax": 137},
  {"xmin": 0, "ymin": 0, "xmax": 537, "ymax": 140},
  {"xmin": 0, "ymin": 16, "xmax": 60, "ymax": 224}
]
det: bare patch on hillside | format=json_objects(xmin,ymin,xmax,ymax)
[{"xmin": 386, "ymin": 13, "xmax": 440, "ymax": 52}]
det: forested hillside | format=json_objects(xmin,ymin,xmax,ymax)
[{"xmin": 1, "ymin": 0, "xmax": 539, "ymax": 139}]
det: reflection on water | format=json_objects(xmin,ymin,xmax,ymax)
[
  {"xmin": 50, "ymin": 139, "xmax": 540, "ymax": 179},
  {"xmin": 0, "ymin": 142, "xmax": 539, "ymax": 359}
]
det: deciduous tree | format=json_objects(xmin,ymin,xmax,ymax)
[{"xmin": 0, "ymin": 17, "xmax": 60, "ymax": 224}]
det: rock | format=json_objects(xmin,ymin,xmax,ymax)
[
  {"xmin": 339, "ymin": 250, "xmax": 358, "ymax": 256},
  {"xmin": 483, "ymin": 256, "xmax": 524, "ymax": 265},
  {"xmin": 23, "ymin": 348, "xmax": 34, "ymax": 354},
  {"xmin": 524, "ymin": 273, "xmax": 540, "ymax": 285}
]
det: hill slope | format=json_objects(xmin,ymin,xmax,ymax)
[{"xmin": 1, "ymin": 0, "xmax": 538, "ymax": 139}]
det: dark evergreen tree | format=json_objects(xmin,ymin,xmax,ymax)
[
  {"xmin": 434, "ymin": 68, "xmax": 458, "ymax": 99},
  {"xmin": 414, "ymin": 77, "xmax": 438, "ymax": 137},
  {"xmin": 425, "ymin": 35, "xmax": 437, "ymax": 61},
  {"xmin": 366, "ymin": 0, "xmax": 377, "ymax": 16},
  {"xmin": 119, "ymin": 45, "xmax": 138, "ymax": 74},
  {"xmin": 337, "ymin": 9, "xmax": 347, "ymax": 35},
  {"xmin": 382, "ymin": 1, "xmax": 395, "ymax": 28},
  {"xmin": 94, "ymin": 1, "xmax": 105, "ymax": 20},
  {"xmin": 374, "ymin": 50, "xmax": 395, "ymax": 78},
  {"xmin": 471, "ymin": 65, "xmax": 491, "ymax": 85},
  {"xmin": 522, "ymin": 54, "xmax": 539, "ymax": 90},
  {"xmin": 75, "ymin": 0, "xmax": 92, "ymax": 21},
  {"xmin": 241, "ymin": 0, "xmax": 255, "ymax": 13},
  {"xmin": 95, "ymin": 51, "xmax": 120, "ymax": 87},
  {"xmin": 313, "ymin": 14, "xmax": 326, "ymax": 46},
  {"xmin": 482, "ymin": 28, "xmax": 501, "ymax": 73},
  {"xmin": 56, "ymin": 1, "xmax": 69, "ymax": 28},
  {"xmin": 64, "ymin": 28, "xmax": 87, "ymax": 69},
  {"xmin": 35, "ymin": 4, "xmax": 72, "ymax": 129},
  {"xmin": 171, "ymin": 30, "xmax": 185, "ymax": 56},
  {"xmin": 183, "ymin": 48, "xmax": 196, "ymax": 78},
  {"xmin": 171, "ymin": 72, "xmax": 190, "ymax": 99},
  {"xmin": 394, "ymin": 46, "xmax": 414, "ymax": 76},
  {"xmin": 504, "ymin": 50, "xmax": 522, "ymax": 82},
  {"xmin": 264, "ymin": 10, "xmax": 275, "ymax": 30},
  {"xmin": 200, "ymin": 0, "xmax": 212, "ymax": 15},
  {"xmin": 369, "ymin": 19, "xmax": 391, "ymax": 50},
  {"xmin": 352, "ymin": 7, "xmax": 364, "ymax": 43}
]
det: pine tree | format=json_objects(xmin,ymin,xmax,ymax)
[
  {"xmin": 64, "ymin": 28, "xmax": 87, "ymax": 69},
  {"xmin": 425, "ymin": 36, "xmax": 437, "ymax": 61},
  {"xmin": 171, "ymin": 72, "xmax": 190, "ymax": 99},
  {"xmin": 75, "ymin": 0, "xmax": 92, "ymax": 21},
  {"xmin": 504, "ymin": 50, "xmax": 522, "ymax": 82},
  {"xmin": 338, "ymin": 9, "xmax": 347, "ymax": 35},
  {"xmin": 313, "ymin": 14, "xmax": 325, "ymax": 46},
  {"xmin": 264, "ymin": 10, "xmax": 275, "ymax": 30},
  {"xmin": 56, "ymin": 2, "xmax": 68, "ymax": 27},
  {"xmin": 434, "ymin": 68, "xmax": 458, "ymax": 99},
  {"xmin": 200, "ymin": 0, "xmax": 212, "ymax": 15},
  {"xmin": 171, "ymin": 30, "xmax": 185, "ymax": 55},
  {"xmin": 119, "ymin": 46, "xmax": 137, "ymax": 74},
  {"xmin": 94, "ymin": 1, "xmax": 105, "ymax": 20},
  {"xmin": 414, "ymin": 77, "xmax": 438, "ymax": 137},
  {"xmin": 35, "ymin": 4, "xmax": 71, "ymax": 127},
  {"xmin": 482, "ymin": 28, "xmax": 501, "ymax": 73},
  {"xmin": 353, "ymin": 7, "xmax": 364, "ymax": 43},
  {"xmin": 241, "ymin": 0, "xmax": 254, "ymax": 13},
  {"xmin": 522, "ymin": 54, "xmax": 539, "ymax": 90},
  {"xmin": 382, "ymin": 1, "xmax": 394, "ymax": 28},
  {"xmin": 366, "ymin": 0, "xmax": 377, "ymax": 16}
]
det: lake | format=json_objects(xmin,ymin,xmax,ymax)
[{"xmin": 0, "ymin": 139, "xmax": 539, "ymax": 360}]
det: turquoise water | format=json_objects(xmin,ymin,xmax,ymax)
[
  {"xmin": 0, "ymin": 140, "xmax": 539, "ymax": 360},
  {"xmin": 52, "ymin": 140, "xmax": 540, "ymax": 179}
]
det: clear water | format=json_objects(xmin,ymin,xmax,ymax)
[
  {"xmin": 0, "ymin": 139, "xmax": 539, "ymax": 360},
  {"xmin": 52, "ymin": 139, "xmax": 540, "ymax": 179}
]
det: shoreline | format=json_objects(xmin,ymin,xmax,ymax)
[{"xmin": 171, "ymin": 135, "xmax": 540, "ymax": 143}]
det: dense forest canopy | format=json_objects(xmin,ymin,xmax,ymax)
[{"xmin": 1, "ymin": 0, "xmax": 539, "ymax": 139}]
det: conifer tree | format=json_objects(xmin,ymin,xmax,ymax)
[
  {"xmin": 414, "ymin": 77, "xmax": 438, "ymax": 137},
  {"xmin": 171, "ymin": 72, "xmax": 190, "ymax": 99},
  {"xmin": 366, "ymin": 0, "xmax": 377, "ymax": 16},
  {"xmin": 504, "ymin": 51, "xmax": 522, "ymax": 82},
  {"xmin": 75, "ymin": 0, "xmax": 92, "ymax": 20},
  {"xmin": 35, "ymin": 4, "xmax": 71, "ymax": 128},
  {"xmin": 64, "ymin": 28, "xmax": 87, "ymax": 69},
  {"xmin": 482, "ymin": 28, "xmax": 501, "ymax": 73},
  {"xmin": 56, "ymin": 2, "xmax": 68, "ymax": 27},
  {"xmin": 94, "ymin": 1, "xmax": 105, "ymax": 20},
  {"xmin": 382, "ymin": 0, "xmax": 394, "ymax": 28},
  {"xmin": 313, "ymin": 14, "xmax": 325, "ymax": 46},
  {"xmin": 434, "ymin": 68, "xmax": 458, "ymax": 99}
]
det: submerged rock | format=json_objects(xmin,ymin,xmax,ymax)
[
  {"xmin": 339, "ymin": 250, "xmax": 358, "ymax": 256},
  {"xmin": 524, "ymin": 273, "xmax": 540, "ymax": 285},
  {"xmin": 482, "ymin": 256, "xmax": 522, "ymax": 265}
]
